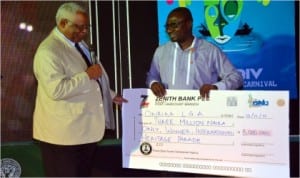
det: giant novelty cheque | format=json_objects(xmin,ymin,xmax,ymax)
[{"xmin": 121, "ymin": 89, "xmax": 289, "ymax": 178}]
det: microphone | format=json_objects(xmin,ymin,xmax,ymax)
[
  {"xmin": 89, "ymin": 45, "xmax": 98, "ymax": 64},
  {"xmin": 89, "ymin": 45, "xmax": 103, "ymax": 81}
]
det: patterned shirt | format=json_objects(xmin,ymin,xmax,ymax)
[{"xmin": 146, "ymin": 37, "xmax": 243, "ymax": 90}]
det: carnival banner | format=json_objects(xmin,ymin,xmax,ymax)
[{"xmin": 157, "ymin": 0, "xmax": 297, "ymax": 98}]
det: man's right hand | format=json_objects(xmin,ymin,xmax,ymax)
[
  {"xmin": 150, "ymin": 82, "xmax": 166, "ymax": 97},
  {"xmin": 86, "ymin": 64, "xmax": 102, "ymax": 80}
]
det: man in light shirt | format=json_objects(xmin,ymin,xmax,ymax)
[{"xmin": 146, "ymin": 7, "xmax": 243, "ymax": 98}]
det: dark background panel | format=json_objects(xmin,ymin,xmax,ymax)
[
  {"xmin": 95, "ymin": 1, "xmax": 158, "ymax": 91},
  {"xmin": 128, "ymin": 1, "xmax": 158, "ymax": 88}
]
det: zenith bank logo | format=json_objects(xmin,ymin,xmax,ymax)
[
  {"xmin": 248, "ymin": 94, "xmax": 269, "ymax": 107},
  {"xmin": 140, "ymin": 95, "xmax": 149, "ymax": 108}
]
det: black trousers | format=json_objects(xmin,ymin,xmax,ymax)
[{"xmin": 38, "ymin": 141, "xmax": 97, "ymax": 177}]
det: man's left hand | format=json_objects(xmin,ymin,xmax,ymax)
[
  {"xmin": 113, "ymin": 95, "xmax": 128, "ymax": 105},
  {"xmin": 199, "ymin": 84, "xmax": 218, "ymax": 99}
]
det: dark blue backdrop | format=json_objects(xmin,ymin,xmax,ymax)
[{"xmin": 157, "ymin": 0, "xmax": 298, "ymax": 99}]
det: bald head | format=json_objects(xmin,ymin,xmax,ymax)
[{"xmin": 167, "ymin": 7, "xmax": 193, "ymax": 23}]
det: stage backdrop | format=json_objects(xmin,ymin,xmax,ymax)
[{"xmin": 157, "ymin": 0, "xmax": 298, "ymax": 99}]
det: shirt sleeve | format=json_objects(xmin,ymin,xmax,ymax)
[
  {"xmin": 146, "ymin": 48, "xmax": 162, "ymax": 88},
  {"xmin": 212, "ymin": 47, "xmax": 243, "ymax": 90}
]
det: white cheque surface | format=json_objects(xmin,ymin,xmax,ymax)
[{"xmin": 121, "ymin": 89, "xmax": 289, "ymax": 178}]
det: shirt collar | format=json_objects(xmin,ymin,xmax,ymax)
[
  {"xmin": 174, "ymin": 36, "xmax": 196, "ymax": 51},
  {"xmin": 55, "ymin": 27, "xmax": 78, "ymax": 47}
]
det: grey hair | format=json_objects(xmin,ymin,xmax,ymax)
[{"xmin": 55, "ymin": 2, "xmax": 86, "ymax": 25}]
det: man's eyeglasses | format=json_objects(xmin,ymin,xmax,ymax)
[
  {"xmin": 66, "ymin": 19, "xmax": 91, "ymax": 31},
  {"xmin": 165, "ymin": 20, "xmax": 186, "ymax": 30}
]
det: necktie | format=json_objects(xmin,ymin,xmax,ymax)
[
  {"xmin": 75, "ymin": 43, "xmax": 91, "ymax": 67},
  {"xmin": 75, "ymin": 42, "xmax": 102, "ymax": 92},
  {"xmin": 74, "ymin": 43, "xmax": 115, "ymax": 129}
]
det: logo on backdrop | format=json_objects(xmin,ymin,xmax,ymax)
[{"xmin": 0, "ymin": 158, "xmax": 22, "ymax": 178}]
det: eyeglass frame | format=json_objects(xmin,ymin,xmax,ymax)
[
  {"xmin": 66, "ymin": 19, "xmax": 91, "ymax": 31},
  {"xmin": 164, "ymin": 19, "xmax": 187, "ymax": 30}
]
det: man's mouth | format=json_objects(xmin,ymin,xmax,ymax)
[{"xmin": 169, "ymin": 34, "xmax": 176, "ymax": 39}]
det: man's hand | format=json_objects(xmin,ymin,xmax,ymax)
[
  {"xmin": 113, "ymin": 95, "xmax": 128, "ymax": 105},
  {"xmin": 86, "ymin": 64, "xmax": 102, "ymax": 80},
  {"xmin": 200, "ymin": 84, "xmax": 218, "ymax": 99},
  {"xmin": 150, "ymin": 82, "xmax": 166, "ymax": 97}
]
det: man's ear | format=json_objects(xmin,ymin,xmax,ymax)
[
  {"xmin": 187, "ymin": 20, "xmax": 193, "ymax": 29},
  {"xmin": 59, "ymin": 19, "xmax": 68, "ymax": 28}
]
